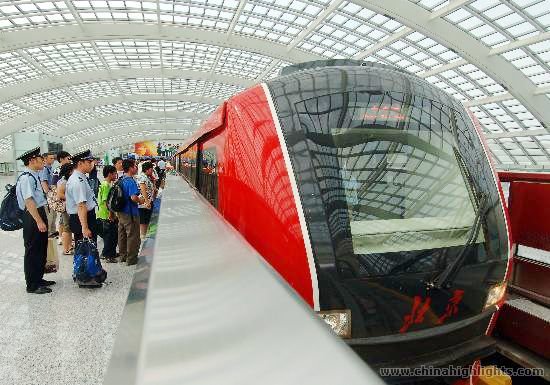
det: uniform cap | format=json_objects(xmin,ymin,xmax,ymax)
[
  {"xmin": 16, "ymin": 147, "xmax": 42, "ymax": 162},
  {"xmin": 72, "ymin": 149, "xmax": 99, "ymax": 162}
]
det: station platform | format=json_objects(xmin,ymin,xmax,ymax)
[{"xmin": 0, "ymin": 176, "xmax": 135, "ymax": 385}]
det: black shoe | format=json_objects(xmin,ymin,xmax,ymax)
[
  {"xmin": 26, "ymin": 286, "xmax": 52, "ymax": 294},
  {"xmin": 40, "ymin": 279, "xmax": 56, "ymax": 286}
]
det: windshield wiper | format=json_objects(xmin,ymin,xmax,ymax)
[{"xmin": 426, "ymin": 192, "xmax": 487, "ymax": 290}]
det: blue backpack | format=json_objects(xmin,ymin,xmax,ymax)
[
  {"xmin": 73, "ymin": 239, "xmax": 107, "ymax": 285},
  {"xmin": 0, "ymin": 172, "xmax": 38, "ymax": 231}
]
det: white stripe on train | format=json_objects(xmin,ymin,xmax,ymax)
[{"xmin": 261, "ymin": 82, "xmax": 320, "ymax": 311}]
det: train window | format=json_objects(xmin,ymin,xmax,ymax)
[
  {"xmin": 199, "ymin": 147, "xmax": 218, "ymax": 207},
  {"xmin": 180, "ymin": 144, "xmax": 198, "ymax": 187},
  {"xmin": 279, "ymin": 89, "xmax": 506, "ymax": 277},
  {"xmin": 296, "ymin": 91, "xmax": 482, "ymax": 255}
]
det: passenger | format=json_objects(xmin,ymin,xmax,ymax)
[
  {"xmin": 88, "ymin": 163, "xmax": 100, "ymax": 197},
  {"xmin": 117, "ymin": 159, "xmax": 145, "ymax": 266},
  {"xmin": 112, "ymin": 157, "xmax": 124, "ymax": 179},
  {"xmin": 56, "ymin": 162, "xmax": 75, "ymax": 255},
  {"xmin": 138, "ymin": 162, "xmax": 155, "ymax": 239},
  {"xmin": 15, "ymin": 147, "xmax": 54, "ymax": 294},
  {"xmin": 40, "ymin": 151, "xmax": 58, "ymax": 238},
  {"xmin": 51, "ymin": 150, "xmax": 71, "ymax": 186},
  {"xmin": 51, "ymin": 150, "xmax": 72, "ymax": 244},
  {"xmin": 66, "ymin": 150, "xmax": 99, "ymax": 243},
  {"xmin": 97, "ymin": 165, "xmax": 118, "ymax": 263}
]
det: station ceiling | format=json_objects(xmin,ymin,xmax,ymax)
[{"xmin": 0, "ymin": 0, "xmax": 548, "ymax": 169}]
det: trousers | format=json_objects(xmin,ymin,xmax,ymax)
[
  {"xmin": 69, "ymin": 210, "xmax": 98, "ymax": 244},
  {"xmin": 117, "ymin": 212, "xmax": 140, "ymax": 265},
  {"xmin": 99, "ymin": 219, "xmax": 118, "ymax": 258},
  {"xmin": 23, "ymin": 207, "xmax": 48, "ymax": 290}
]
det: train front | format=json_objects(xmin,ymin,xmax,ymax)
[{"xmin": 265, "ymin": 63, "xmax": 511, "ymax": 382}]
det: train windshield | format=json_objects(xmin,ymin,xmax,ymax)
[{"xmin": 295, "ymin": 91, "xmax": 487, "ymax": 276}]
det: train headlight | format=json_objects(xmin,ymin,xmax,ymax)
[
  {"xmin": 484, "ymin": 282, "xmax": 507, "ymax": 310},
  {"xmin": 317, "ymin": 310, "xmax": 351, "ymax": 338}
]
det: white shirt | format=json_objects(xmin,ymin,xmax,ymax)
[
  {"xmin": 66, "ymin": 170, "xmax": 97, "ymax": 214},
  {"xmin": 15, "ymin": 168, "xmax": 45, "ymax": 210}
]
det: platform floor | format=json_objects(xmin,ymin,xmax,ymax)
[{"xmin": 0, "ymin": 178, "xmax": 136, "ymax": 385}]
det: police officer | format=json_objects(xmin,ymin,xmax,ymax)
[
  {"xmin": 66, "ymin": 150, "xmax": 98, "ymax": 243},
  {"xmin": 15, "ymin": 147, "xmax": 55, "ymax": 294}
]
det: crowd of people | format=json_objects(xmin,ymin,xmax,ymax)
[{"xmin": 14, "ymin": 147, "xmax": 167, "ymax": 294}]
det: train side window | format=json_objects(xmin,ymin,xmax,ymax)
[
  {"xmin": 199, "ymin": 147, "xmax": 218, "ymax": 207},
  {"xmin": 180, "ymin": 144, "xmax": 198, "ymax": 187}
]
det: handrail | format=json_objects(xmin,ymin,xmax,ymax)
[{"xmin": 103, "ymin": 175, "xmax": 384, "ymax": 385}]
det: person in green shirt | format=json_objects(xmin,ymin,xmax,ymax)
[{"xmin": 98, "ymin": 165, "xmax": 118, "ymax": 263}]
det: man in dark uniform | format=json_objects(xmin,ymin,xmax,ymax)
[
  {"xmin": 15, "ymin": 147, "xmax": 55, "ymax": 294},
  {"xmin": 66, "ymin": 150, "xmax": 99, "ymax": 242}
]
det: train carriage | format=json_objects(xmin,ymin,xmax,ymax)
[{"xmin": 174, "ymin": 61, "xmax": 512, "ymax": 383}]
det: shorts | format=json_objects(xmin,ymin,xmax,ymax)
[
  {"xmin": 59, "ymin": 212, "xmax": 71, "ymax": 233},
  {"xmin": 139, "ymin": 208, "xmax": 152, "ymax": 225}
]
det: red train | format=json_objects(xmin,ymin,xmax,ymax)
[{"xmin": 174, "ymin": 61, "xmax": 513, "ymax": 383}]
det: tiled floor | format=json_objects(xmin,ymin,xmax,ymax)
[{"xmin": 0, "ymin": 176, "xmax": 136, "ymax": 385}]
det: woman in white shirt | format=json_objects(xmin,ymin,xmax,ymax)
[{"xmin": 138, "ymin": 162, "xmax": 156, "ymax": 239}]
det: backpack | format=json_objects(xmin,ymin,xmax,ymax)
[
  {"xmin": 88, "ymin": 177, "xmax": 99, "ymax": 197},
  {"xmin": 0, "ymin": 172, "xmax": 38, "ymax": 231},
  {"xmin": 73, "ymin": 238, "xmax": 107, "ymax": 286},
  {"xmin": 106, "ymin": 177, "xmax": 126, "ymax": 212}
]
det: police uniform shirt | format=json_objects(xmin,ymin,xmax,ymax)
[
  {"xmin": 39, "ymin": 164, "xmax": 53, "ymax": 187},
  {"xmin": 15, "ymin": 168, "xmax": 46, "ymax": 210},
  {"xmin": 66, "ymin": 170, "xmax": 97, "ymax": 215}
]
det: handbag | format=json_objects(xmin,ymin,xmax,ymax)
[
  {"xmin": 45, "ymin": 238, "xmax": 59, "ymax": 274},
  {"xmin": 47, "ymin": 186, "xmax": 66, "ymax": 213}
]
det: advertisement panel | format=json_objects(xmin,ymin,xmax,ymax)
[{"xmin": 134, "ymin": 141, "xmax": 182, "ymax": 157}]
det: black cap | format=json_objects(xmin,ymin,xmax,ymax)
[
  {"xmin": 16, "ymin": 147, "xmax": 42, "ymax": 162},
  {"xmin": 72, "ymin": 149, "xmax": 99, "ymax": 162}
]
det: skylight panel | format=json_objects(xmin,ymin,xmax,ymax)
[
  {"xmin": 445, "ymin": 8, "xmax": 471, "ymax": 23},
  {"xmin": 506, "ymin": 21, "xmax": 537, "ymax": 37},
  {"xmin": 494, "ymin": 12, "xmax": 525, "ymax": 28},
  {"xmin": 161, "ymin": 41, "xmax": 219, "ymax": 71},
  {"xmin": 18, "ymin": 88, "xmax": 75, "ymax": 111},
  {"xmin": 417, "ymin": 0, "xmax": 449, "ymax": 11},
  {"xmin": 483, "ymin": 3, "xmax": 512, "ymax": 19},
  {"xmin": 0, "ymin": 102, "xmax": 28, "ymax": 124},
  {"xmin": 70, "ymin": 81, "xmax": 120, "ymax": 99},
  {"xmin": 214, "ymin": 48, "xmax": 273, "ymax": 79},
  {"xmin": 24, "ymin": 42, "xmax": 105, "ymax": 74}
]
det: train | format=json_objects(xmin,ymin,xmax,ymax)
[{"xmin": 173, "ymin": 60, "xmax": 512, "ymax": 383}]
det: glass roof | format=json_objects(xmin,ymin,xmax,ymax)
[{"xmin": 0, "ymin": 0, "xmax": 548, "ymax": 169}]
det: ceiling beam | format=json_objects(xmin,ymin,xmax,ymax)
[
  {"xmin": 417, "ymin": 59, "xmax": 467, "ymax": 78},
  {"xmin": 0, "ymin": 23, "xmax": 322, "ymax": 64},
  {"xmin": 71, "ymin": 123, "xmax": 194, "ymax": 151},
  {"xmin": 428, "ymin": 0, "xmax": 471, "ymax": 20},
  {"xmin": 352, "ymin": 0, "xmax": 550, "ymax": 132},
  {"xmin": 60, "ymin": 111, "xmax": 200, "ymax": 142},
  {"xmin": 0, "ymin": 94, "xmax": 215, "ymax": 138},
  {"xmin": 0, "ymin": 68, "xmax": 253, "ymax": 105},
  {"xmin": 483, "ymin": 129, "xmax": 548, "ymax": 139},
  {"xmin": 90, "ymin": 133, "xmax": 189, "ymax": 153},
  {"xmin": 489, "ymin": 31, "xmax": 550, "ymax": 56},
  {"xmin": 462, "ymin": 93, "xmax": 514, "ymax": 107},
  {"xmin": 352, "ymin": 27, "xmax": 412, "ymax": 60},
  {"xmin": 287, "ymin": 0, "xmax": 345, "ymax": 52}
]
